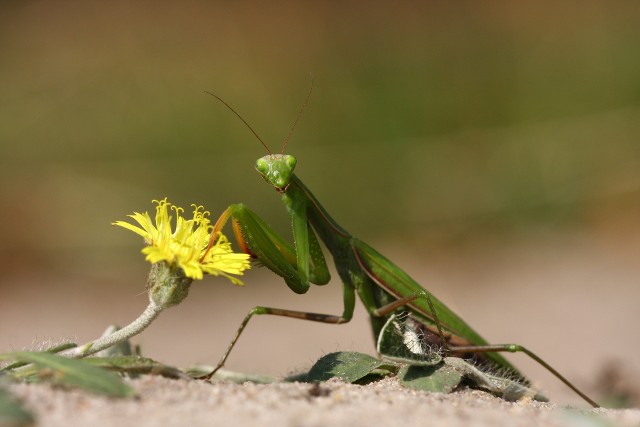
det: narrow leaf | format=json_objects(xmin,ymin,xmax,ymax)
[
  {"xmin": 0, "ymin": 352, "xmax": 134, "ymax": 397},
  {"xmin": 0, "ymin": 386, "xmax": 35, "ymax": 426},
  {"xmin": 0, "ymin": 342, "xmax": 77, "ymax": 373},
  {"xmin": 444, "ymin": 357, "xmax": 547, "ymax": 402},
  {"xmin": 187, "ymin": 367, "xmax": 274, "ymax": 384},
  {"xmin": 84, "ymin": 356, "xmax": 189, "ymax": 380}
]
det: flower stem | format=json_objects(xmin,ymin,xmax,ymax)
[{"xmin": 60, "ymin": 302, "xmax": 164, "ymax": 358}]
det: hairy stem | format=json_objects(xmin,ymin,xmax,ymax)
[{"xmin": 60, "ymin": 302, "xmax": 164, "ymax": 358}]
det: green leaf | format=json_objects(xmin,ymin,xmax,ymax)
[
  {"xmin": 0, "ymin": 342, "xmax": 77, "ymax": 373},
  {"xmin": 490, "ymin": 376, "xmax": 548, "ymax": 403},
  {"xmin": 443, "ymin": 358, "xmax": 547, "ymax": 402},
  {"xmin": 0, "ymin": 352, "xmax": 134, "ymax": 397},
  {"xmin": 83, "ymin": 356, "xmax": 189, "ymax": 380},
  {"xmin": 186, "ymin": 367, "xmax": 275, "ymax": 384},
  {"xmin": 398, "ymin": 363, "xmax": 463, "ymax": 393},
  {"xmin": 0, "ymin": 386, "xmax": 35, "ymax": 426},
  {"xmin": 305, "ymin": 352, "xmax": 390, "ymax": 383}
]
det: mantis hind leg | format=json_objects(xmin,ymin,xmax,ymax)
[
  {"xmin": 450, "ymin": 343, "xmax": 599, "ymax": 407},
  {"xmin": 198, "ymin": 304, "xmax": 354, "ymax": 380}
]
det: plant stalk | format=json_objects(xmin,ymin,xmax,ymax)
[{"xmin": 60, "ymin": 302, "xmax": 163, "ymax": 358}]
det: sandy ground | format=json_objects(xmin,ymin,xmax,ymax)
[{"xmin": 7, "ymin": 376, "xmax": 640, "ymax": 427}]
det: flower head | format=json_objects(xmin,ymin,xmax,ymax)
[{"xmin": 114, "ymin": 198, "xmax": 251, "ymax": 284}]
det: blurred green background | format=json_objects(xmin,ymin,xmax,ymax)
[{"xmin": 1, "ymin": 1, "xmax": 639, "ymax": 404}]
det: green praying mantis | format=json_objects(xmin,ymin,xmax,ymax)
[{"xmin": 203, "ymin": 87, "xmax": 599, "ymax": 408}]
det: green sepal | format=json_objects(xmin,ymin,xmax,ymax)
[{"xmin": 148, "ymin": 262, "xmax": 192, "ymax": 309}]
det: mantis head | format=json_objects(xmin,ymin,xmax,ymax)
[
  {"xmin": 256, "ymin": 154, "xmax": 297, "ymax": 191},
  {"xmin": 207, "ymin": 79, "xmax": 311, "ymax": 193}
]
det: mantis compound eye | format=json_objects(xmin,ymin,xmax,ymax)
[
  {"xmin": 255, "ymin": 157, "xmax": 269, "ymax": 175},
  {"xmin": 285, "ymin": 155, "xmax": 297, "ymax": 170}
]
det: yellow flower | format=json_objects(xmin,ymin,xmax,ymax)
[{"xmin": 114, "ymin": 198, "xmax": 251, "ymax": 283}]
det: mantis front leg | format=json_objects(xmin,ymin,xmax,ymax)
[
  {"xmin": 201, "ymin": 204, "xmax": 356, "ymax": 377},
  {"xmin": 212, "ymin": 204, "xmax": 331, "ymax": 292}
]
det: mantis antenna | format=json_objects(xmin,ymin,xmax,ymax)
[
  {"xmin": 281, "ymin": 77, "xmax": 313, "ymax": 154},
  {"xmin": 205, "ymin": 91, "xmax": 272, "ymax": 155}
]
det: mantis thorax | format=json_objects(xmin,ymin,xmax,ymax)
[{"xmin": 255, "ymin": 154, "xmax": 297, "ymax": 190}]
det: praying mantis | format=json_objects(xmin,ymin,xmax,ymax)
[{"xmin": 204, "ymin": 87, "xmax": 599, "ymax": 407}]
